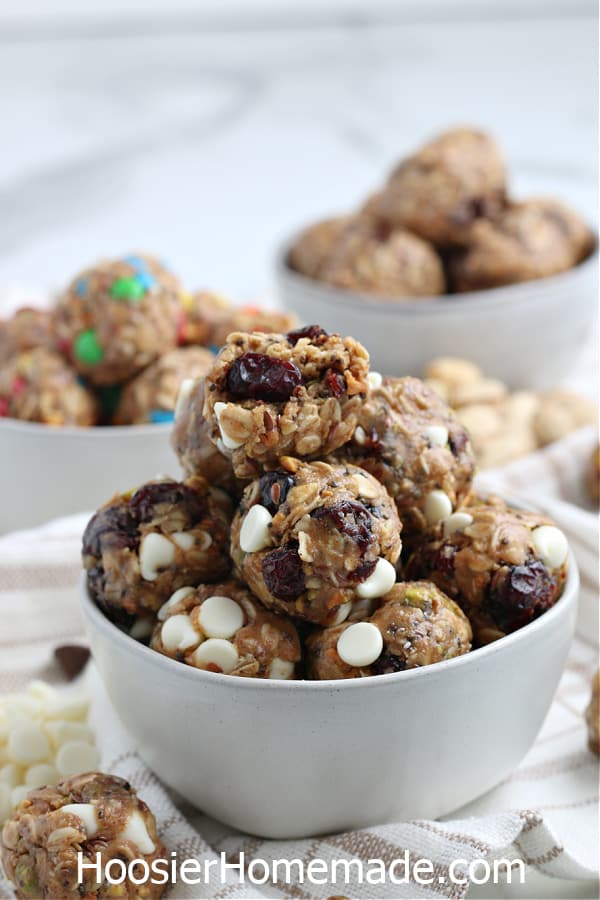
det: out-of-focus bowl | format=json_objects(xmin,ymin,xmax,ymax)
[
  {"xmin": 275, "ymin": 238, "xmax": 598, "ymax": 389},
  {"xmin": 0, "ymin": 419, "xmax": 179, "ymax": 534},
  {"xmin": 81, "ymin": 557, "xmax": 578, "ymax": 840}
]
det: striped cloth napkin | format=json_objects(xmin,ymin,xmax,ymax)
[{"xmin": 0, "ymin": 427, "xmax": 598, "ymax": 900}]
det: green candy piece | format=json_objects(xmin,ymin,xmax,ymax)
[
  {"xmin": 110, "ymin": 276, "xmax": 146, "ymax": 302},
  {"xmin": 74, "ymin": 329, "xmax": 104, "ymax": 366}
]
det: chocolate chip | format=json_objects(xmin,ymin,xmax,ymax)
[{"xmin": 54, "ymin": 645, "xmax": 90, "ymax": 681}]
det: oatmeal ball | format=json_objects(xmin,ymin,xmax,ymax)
[
  {"xmin": 113, "ymin": 346, "xmax": 215, "ymax": 425},
  {"xmin": 405, "ymin": 495, "xmax": 569, "ymax": 644},
  {"xmin": 204, "ymin": 327, "xmax": 370, "ymax": 479},
  {"xmin": 449, "ymin": 198, "xmax": 595, "ymax": 291},
  {"xmin": 211, "ymin": 306, "xmax": 299, "ymax": 350},
  {"xmin": 306, "ymin": 581, "xmax": 472, "ymax": 679},
  {"xmin": 178, "ymin": 290, "xmax": 233, "ymax": 347},
  {"xmin": 82, "ymin": 475, "xmax": 232, "ymax": 623},
  {"xmin": 150, "ymin": 579, "xmax": 301, "ymax": 678},
  {"xmin": 533, "ymin": 389, "xmax": 597, "ymax": 447},
  {"xmin": 0, "ymin": 307, "xmax": 55, "ymax": 365},
  {"xmin": 374, "ymin": 127, "xmax": 507, "ymax": 247},
  {"xmin": 586, "ymin": 443, "xmax": 600, "ymax": 504},
  {"xmin": 287, "ymin": 216, "xmax": 352, "ymax": 279},
  {"xmin": 586, "ymin": 669, "xmax": 599, "ymax": 755},
  {"xmin": 54, "ymin": 253, "xmax": 182, "ymax": 385},
  {"xmin": 320, "ymin": 218, "xmax": 446, "ymax": 297},
  {"xmin": 0, "ymin": 348, "xmax": 99, "ymax": 426},
  {"xmin": 231, "ymin": 458, "xmax": 402, "ymax": 625},
  {"xmin": 171, "ymin": 376, "xmax": 240, "ymax": 495},
  {"xmin": 333, "ymin": 376, "xmax": 475, "ymax": 545},
  {"xmin": 1, "ymin": 772, "xmax": 166, "ymax": 900}
]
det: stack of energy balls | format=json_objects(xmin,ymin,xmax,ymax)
[
  {"xmin": 0, "ymin": 253, "xmax": 296, "ymax": 427},
  {"xmin": 83, "ymin": 324, "xmax": 570, "ymax": 680},
  {"xmin": 288, "ymin": 127, "xmax": 595, "ymax": 296}
]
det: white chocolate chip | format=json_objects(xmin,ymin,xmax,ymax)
[
  {"xmin": 297, "ymin": 531, "xmax": 313, "ymax": 562},
  {"xmin": 0, "ymin": 783, "xmax": 11, "ymax": 823},
  {"xmin": 174, "ymin": 378, "xmax": 195, "ymax": 420},
  {"xmin": 356, "ymin": 558, "xmax": 396, "ymax": 599},
  {"xmin": 119, "ymin": 810, "xmax": 155, "ymax": 854},
  {"xmin": 337, "ymin": 622, "xmax": 383, "ymax": 668},
  {"xmin": 424, "ymin": 425, "xmax": 448, "ymax": 447},
  {"xmin": 27, "ymin": 681, "xmax": 57, "ymax": 704},
  {"xmin": 44, "ymin": 721, "xmax": 94, "ymax": 750},
  {"xmin": 171, "ymin": 531, "xmax": 195, "ymax": 551},
  {"xmin": 348, "ymin": 597, "xmax": 375, "ymax": 621},
  {"xmin": 160, "ymin": 615, "xmax": 200, "ymax": 652},
  {"xmin": 331, "ymin": 601, "xmax": 353, "ymax": 626},
  {"xmin": 8, "ymin": 722, "xmax": 50, "ymax": 765},
  {"xmin": 367, "ymin": 371, "xmax": 383, "ymax": 390},
  {"xmin": 140, "ymin": 532, "xmax": 175, "ymax": 581},
  {"xmin": 192, "ymin": 638, "xmax": 239, "ymax": 674},
  {"xmin": 197, "ymin": 532, "xmax": 213, "ymax": 551},
  {"xmin": 240, "ymin": 505, "xmax": 273, "ymax": 553},
  {"xmin": 24, "ymin": 763, "xmax": 59, "ymax": 789},
  {"xmin": 45, "ymin": 694, "xmax": 89, "ymax": 722},
  {"xmin": 443, "ymin": 511, "xmax": 474, "ymax": 537},
  {"xmin": 199, "ymin": 596, "xmax": 244, "ymax": 639},
  {"xmin": 353, "ymin": 472, "xmax": 379, "ymax": 499},
  {"xmin": 424, "ymin": 490, "xmax": 453, "ymax": 525},
  {"xmin": 157, "ymin": 586, "xmax": 195, "ymax": 621},
  {"xmin": 214, "ymin": 402, "xmax": 244, "ymax": 450},
  {"xmin": 268, "ymin": 658, "xmax": 295, "ymax": 680},
  {"xmin": 55, "ymin": 741, "xmax": 100, "ymax": 776},
  {"xmin": 10, "ymin": 785, "xmax": 29, "ymax": 808},
  {"xmin": 129, "ymin": 617, "xmax": 155, "ymax": 640},
  {"xmin": 61, "ymin": 803, "xmax": 99, "ymax": 837},
  {"xmin": 354, "ymin": 425, "xmax": 367, "ymax": 445},
  {"xmin": 0, "ymin": 763, "xmax": 21, "ymax": 788},
  {"xmin": 532, "ymin": 525, "xmax": 569, "ymax": 569}
]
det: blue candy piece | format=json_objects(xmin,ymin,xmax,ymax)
[
  {"xmin": 122, "ymin": 254, "xmax": 148, "ymax": 272},
  {"xmin": 209, "ymin": 344, "xmax": 221, "ymax": 355},
  {"xmin": 149, "ymin": 409, "xmax": 175, "ymax": 424},
  {"xmin": 135, "ymin": 270, "xmax": 157, "ymax": 291},
  {"xmin": 74, "ymin": 278, "xmax": 88, "ymax": 297}
]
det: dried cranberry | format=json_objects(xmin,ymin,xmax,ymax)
[
  {"xmin": 373, "ymin": 220, "xmax": 393, "ymax": 242},
  {"xmin": 262, "ymin": 543, "xmax": 305, "ymax": 601},
  {"xmin": 130, "ymin": 481, "xmax": 207, "ymax": 523},
  {"xmin": 486, "ymin": 560, "xmax": 556, "ymax": 633},
  {"xmin": 0, "ymin": 396, "xmax": 9, "ymax": 417},
  {"xmin": 259, "ymin": 472, "xmax": 295, "ymax": 515},
  {"xmin": 82, "ymin": 505, "xmax": 138, "ymax": 558},
  {"xmin": 364, "ymin": 427, "xmax": 383, "ymax": 454},
  {"xmin": 286, "ymin": 324, "xmax": 328, "ymax": 345},
  {"xmin": 433, "ymin": 543, "xmax": 457, "ymax": 581},
  {"xmin": 372, "ymin": 652, "xmax": 406, "ymax": 675},
  {"xmin": 226, "ymin": 352, "xmax": 302, "ymax": 402},
  {"xmin": 311, "ymin": 500, "xmax": 373, "ymax": 553},
  {"xmin": 322, "ymin": 368, "xmax": 346, "ymax": 398},
  {"xmin": 348, "ymin": 559, "xmax": 377, "ymax": 583},
  {"xmin": 448, "ymin": 429, "xmax": 468, "ymax": 457}
]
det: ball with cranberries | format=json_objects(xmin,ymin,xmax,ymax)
[{"xmin": 230, "ymin": 458, "xmax": 402, "ymax": 625}]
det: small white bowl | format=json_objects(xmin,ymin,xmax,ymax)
[
  {"xmin": 81, "ymin": 560, "xmax": 578, "ymax": 840},
  {"xmin": 0, "ymin": 419, "xmax": 179, "ymax": 534},
  {"xmin": 275, "ymin": 240, "xmax": 598, "ymax": 389}
]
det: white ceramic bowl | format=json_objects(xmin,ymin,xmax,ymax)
[
  {"xmin": 81, "ymin": 560, "xmax": 578, "ymax": 840},
  {"xmin": 0, "ymin": 419, "xmax": 180, "ymax": 534},
  {"xmin": 275, "ymin": 240, "xmax": 598, "ymax": 389}
]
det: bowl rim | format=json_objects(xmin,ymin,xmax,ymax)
[
  {"xmin": 0, "ymin": 417, "xmax": 172, "ymax": 438},
  {"xmin": 275, "ymin": 230, "xmax": 599, "ymax": 316},
  {"xmin": 80, "ymin": 554, "xmax": 579, "ymax": 693}
]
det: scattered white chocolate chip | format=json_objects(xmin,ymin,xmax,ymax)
[
  {"xmin": 268, "ymin": 658, "xmax": 295, "ymax": 680},
  {"xmin": 443, "ymin": 511, "xmax": 474, "ymax": 537},
  {"xmin": 24, "ymin": 763, "xmax": 59, "ymax": 789},
  {"xmin": 192, "ymin": 638, "xmax": 239, "ymax": 674},
  {"xmin": 353, "ymin": 472, "xmax": 379, "ymax": 499},
  {"xmin": 129, "ymin": 616, "xmax": 155, "ymax": 640},
  {"xmin": 55, "ymin": 740, "xmax": 100, "ymax": 777},
  {"xmin": 214, "ymin": 402, "xmax": 245, "ymax": 450},
  {"xmin": 0, "ymin": 764, "xmax": 21, "ymax": 788},
  {"xmin": 424, "ymin": 425, "xmax": 448, "ymax": 447},
  {"xmin": 354, "ymin": 425, "xmax": 367, "ymax": 445},
  {"xmin": 44, "ymin": 721, "xmax": 94, "ymax": 749},
  {"xmin": 240, "ymin": 504, "xmax": 273, "ymax": 553},
  {"xmin": 174, "ymin": 378, "xmax": 195, "ymax": 420},
  {"xmin": 8, "ymin": 722, "xmax": 50, "ymax": 765},
  {"xmin": 331, "ymin": 601, "xmax": 353, "ymax": 626},
  {"xmin": 297, "ymin": 531, "xmax": 313, "ymax": 562},
  {"xmin": 139, "ymin": 532, "xmax": 175, "ymax": 581},
  {"xmin": 337, "ymin": 622, "xmax": 383, "ymax": 668},
  {"xmin": 356, "ymin": 558, "xmax": 396, "ymax": 599},
  {"xmin": 10, "ymin": 786, "xmax": 29, "ymax": 808},
  {"xmin": 367, "ymin": 371, "xmax": 383, "ymax": 390},
  {"xmin": 171, "ymin": 531, "xmax": 195, "ymax": 551},
  {"xmin": 157, "ymin": 586, "xmax": 195, "ymax": 621},
  {"xmin": 0, "ymin": 784, "xmax": 11, "ymax": 824},
  {"xmin": 119, "ymin": 810, "xmax": 155, "ymax": 854},
  {"xmin": 532, "ymin": 525, "xmax": 569, "ymax": 569},
  {"xmin": 160, "ymin": 615, "xmax": 200, "ymax": 652},
  {"xmin": 424, "ymin": 489, "xmax": 453, "ymax": 525},
  {"xmin": 62, "ymin": 803, "xmax": 99, "ymax": 837},
  {"xmin": 199, "ymin": 596, "xmax": 244, "ymax": 639},
  {"xmin": 45, "ymin": 693, "xmax": 89, "ymax": 722}
]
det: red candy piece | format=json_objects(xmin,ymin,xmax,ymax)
[
  {"xmin": 11, "ymin": 376, "xmax": 27, "ymax": 396},
  {"xmin": 57, "ymin": 337, "xmax": 72, "ymax": 355},
  {"xmin": 0, "ymin": 397, "xmax": 10, "ymax": 417}
]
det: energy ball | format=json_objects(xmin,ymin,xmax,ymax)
[
  {"xmin": 178, "ymin": 290, "xmax": 233, "ymax": 347},
  {"xmin": 320, "ymin": 218, "xmax": 446, "ymax": 297},
  {"xmin": 449, "ymin": 198, "xmax": 595, "ymax": 291},
  {"xmin": 306, "ymin": 581, "xmax": 472, "ymax": 679},
  {"xmin": 586, "ymin": 443, "xmax": 600, "ymax": 504},
  {"xmin": 151, "ymin": 580, "xmax": 301, "ymax": 679},
  {"xmin": 113, "ymin": 346, "xmax": 215, "ymax": 425},
  {"xmin": 586, "ymin": 669, "xmax": 599, "ymax": 755},
  {"xmin": 210, "ymin": 306, "xmax": 299, "ymax": 350},
  {"xmin": 0, "ymin": 348, "xmax": 99, "ymax": 426},
  {"xmin": 54, "ymin": 253, "xmax": 182, "ymax": 385},
  {"xmin": 171, "ymin": 376, "xmax": 240, "ymax": 495},
  {"xmin": 231, "ymin": 458, "xmax": 402, "ymax": 625},
  {"xmin": 203, "ymin": 327, "xmax": 370, "ymax": 478},
  {"xmin": 0, "ymin": 307, "xmax": 55, "ymax": 365},
  {"xmin": 405, "ymin": 495, "xmax": 569, "ymax": 644},
  {"xmin": 82, "ymin": 476, "xmax": 232, "ymax": 623},
  {"xmin": 374, "ymin": 127, "xmax": 507, "ymax": 247},
  {"xmin": 1, "ymin": 772, "xmax": 166, "ymax": 900},
  {"xmin": 287, "ymin": 216, "xmax": 352, "ymax": 279},
  {"xmin": 333, "ymin": 375, "xmax": 475, "ymax": 545}
]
